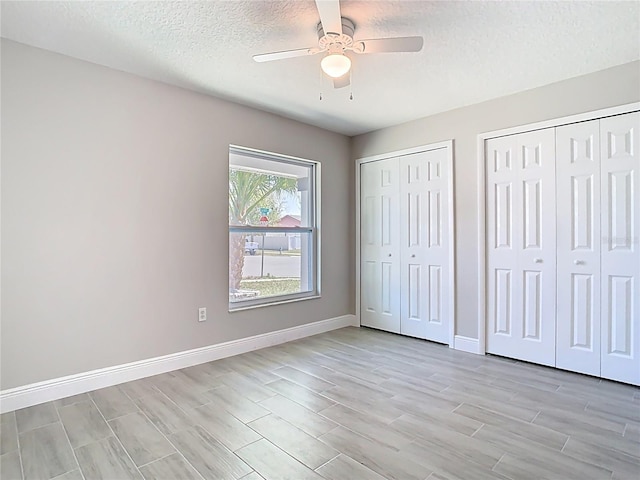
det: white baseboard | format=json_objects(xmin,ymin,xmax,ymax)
[
  {"xmin": 454, "ymin": 335, "xmax": 483, "ymax": 355},
  {"xmin": 0, "ymin": 314, "xmax": 356, "ymax": 413}
]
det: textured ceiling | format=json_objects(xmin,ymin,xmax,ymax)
[{"xmin": 1, "ymin": 1, "xmax": 639, "ymax": 135}]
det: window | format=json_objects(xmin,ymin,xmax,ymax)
[{"xmin": 229, "ymin": 146, "xmax": 319, "ymax": 310}]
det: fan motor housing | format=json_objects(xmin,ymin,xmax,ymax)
[{"xmin": 317, "ymin": 17, "xmax": 355, "ymax": 50}]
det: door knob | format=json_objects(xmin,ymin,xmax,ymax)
[
  {"xmin": 574, "ymin": 260, "xmax": 585, "ymax": 265},
  {"xmin": 388, "ymin": 253, "xmax": 392, "ymax": 257},
  {"xmin": 411, "ymin": 254, "xmax": 416, "ymax": 258},
  {"xmin": 534, "ymin": 258, "xmax": 543, "ymax": 263}
]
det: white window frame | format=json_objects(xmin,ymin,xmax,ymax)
[{"xmin": 228, "ymin": 145, "xmax": 321, "ymax": 311}]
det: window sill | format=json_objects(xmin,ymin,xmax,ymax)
[{"xmin": 228, "ymin": 294, "xmax": 321, "ymax": 312}]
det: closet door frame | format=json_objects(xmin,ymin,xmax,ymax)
[
  {"xmin": 477, "ymin": 102, "xmax": 640, "ymax": 356},
  {"xmin": 355, "ymin": 140, "xmax": 456, "ymax": 347}
]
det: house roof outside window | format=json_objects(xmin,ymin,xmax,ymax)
[{"xmin": 277, "ymin": 215, "xmax": 301, "ymax": 228}]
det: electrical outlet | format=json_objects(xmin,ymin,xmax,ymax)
[{"xmin": 198, "ymin": 307, "xmax": 207, "ymax": 322}]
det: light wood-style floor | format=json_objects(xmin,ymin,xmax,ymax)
[{"xmin": 1, "ymin": 327, "xmax": 639, "ymax": 480}]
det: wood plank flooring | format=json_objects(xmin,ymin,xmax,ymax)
[{"xmin": 1, "ymin": 327, "xmax": 639, "ymax": 480}]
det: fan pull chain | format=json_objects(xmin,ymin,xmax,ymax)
[
  {"xmin": 319, "ymin": 65, "xmax": 323, "ymax": 101},
  {"xmin": 349, "ymin": 70, "xmax": 354, "ymax": 101}
]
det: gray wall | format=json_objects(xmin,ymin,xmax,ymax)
[
  {"xmin": 3, "ymin": 39, "xmax": 638, "ymax": 391},
  {"xmin": 352, "ymin": 60, "xmax": 640, "ymax": 339},
  {"xmin": 1, "ymin": 40, "xmax": 353, "ymax": 390}
]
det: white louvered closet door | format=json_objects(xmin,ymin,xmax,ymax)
[
  {"xmin": 486, "ymin": 128, "xmax": 557, "ymax": 366},
  {"xmin": 399, "ymin": 148, "xmax": 450, "ymax": 343},
  {"xmin": 600, "ymin": 112, "xmax": 640, "ymax": 385},
  {"xmin": 556, "ymin": 120, "xmax": 602, "ymax": 376},
  {"xmin": 360, "ymin": 158, "xmax": 401, "ymax": 333}
]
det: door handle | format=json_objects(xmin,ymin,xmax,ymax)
[
  {"xmin": 411, "ymin": 254, "xmax": 416, "ymax": 258},
  {"xmin": 534, "ymin": 258, "xmax": 543, "ymax": 263},
  {"xmin": 574, "ymin": 260, "xmax": 585, "ymax": 265},
  {"xmin": 388, "ymin": 253, "xmax": 392, "ymax": 257}
]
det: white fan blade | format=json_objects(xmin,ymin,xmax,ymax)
[
  {"xmin": 355, "ymin": 36, "xmax": 424, "ymax": 54},
  {"xmin": 333, "ymin": 74, "xmax": 350, "ymax": 89},
  {"xmin": 253, "ymin": 48, "xmax": 316, "ymax": 63},
  {"xmin": 315, "ymin": 0, "xmax": 342, "ymax": 35}
]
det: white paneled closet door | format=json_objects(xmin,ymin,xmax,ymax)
[
  {"xmin": 486, "ymin": 129, "xmax": 557, "ymax": 366},
  {"xmin": 360, "ymin": 157, "xmax": 401, "ymax": 333},
  {"xmin": 600, "ymin": 112, "xmax": 640, "ymax": 385},
  {"xmin": 556, "ymin": 120, "xmax": 601, "ymax": 376},
  {"xmin": 399, "ymin": 149, "xmax": 450, "ymax": 343}
]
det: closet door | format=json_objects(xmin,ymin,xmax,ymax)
[
  {"xmin": 556, "ymin": 120, "xmax": 601, "ymax": 376},
  {"xmin": 360, "ymin": 158, "xmax": 401, "ymax": 333},
  {"xmin": 399, "ymin": 148, "xmax": 450, "ymax": 343},
  {"xmin": 486, "ymin": 128, "xmax": 557, "ymax": 366},
  {"xmin": 600, "ymin": 112, "xmax": 640, "ymax": 385}
]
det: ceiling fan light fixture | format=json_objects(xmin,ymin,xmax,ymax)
[{"xmin": 321, "ymin": 53, "xmax": 351, "ymax": 78}]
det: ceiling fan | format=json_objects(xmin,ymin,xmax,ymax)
[{"xmin": 253, "ymin": 0, "xmax": 424, "ymax": 89}]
